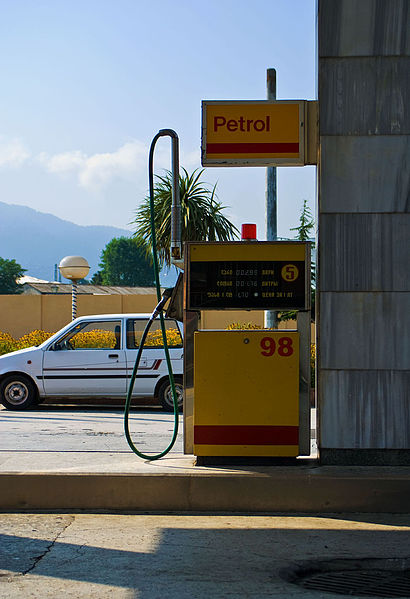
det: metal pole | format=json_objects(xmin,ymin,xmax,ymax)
[
  {"xmin": 155, "ymin": 129, "xmax": 181, "ymax": 265},
  {"xmin": 265, "ymin": 68, "xmax": 277, "ymax": 328},
  {"xmin": 170, "ymin": 133, "xmax": 181, "ymax": 264},
  {"xmin": 71, "ymin": 280, "xmax": 78, "ymax": 320}
]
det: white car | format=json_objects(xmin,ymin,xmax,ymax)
[{"xmin": 0, "ymin": 314, "xmax": 183, "ymax": 412}]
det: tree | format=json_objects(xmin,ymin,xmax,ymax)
[
  {"xmin": 133, "ymin": 168, "xmax": 239, "ymax": 268},
  {"xmin": 279, "ymin": 200, "xmax": 315, "ymax": 322},
  {"xmin": 91, "ymin": 237, "xmax": 155, "ymax": 287},
  {"xmin": 90, "ymin": 271, "xmax": 103, "ymax": 285},
  {"xmin": 293, "ymin": 199, "xmax": 316, "ymax": 291},
  {"xmin": 0, "ymin": 257, "xmax": 26, "ymax": 294},
  {"xmin": 290, "ymin": 199, "xmax": 315, "ymax": 242}
]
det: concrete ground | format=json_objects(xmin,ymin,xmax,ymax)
[
  {"xmin": 1, "ymin": 407, "xmax": 409, "ymax": 512},
  {"xmin": 1, "ymin": 407, "xmax": 410, "ymax": 597},
  {"xmin": 1, "ymin": 512, "xmax": 410, "ymax": 598},
  {"xmin": 0, "ymin": 406, "xmax": 184, "ymax": 456}
]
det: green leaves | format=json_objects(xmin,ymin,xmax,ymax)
[
  {"xmin": 133, "ymin": 168, "xmax": 239, "ymax": 267},
  {"xmin": 289, "ymin": 199, "xmax": 315, "ymax": 241},
  {"xmin": 0, "ymin": 257, "xmax": 26, "ymax": 294},
  {"xmin": 91, "ymin": 237, "xmax": 154, "ymax": 287}
]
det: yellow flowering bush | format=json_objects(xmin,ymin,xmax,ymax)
[
  {"xmin": 0, "ymin": 329, "xmax": 54, "ymax": 355},
  {"xmin": 0, "ymin": 332, "xmax": 17, "ymax": 355},
  {"xmin": 71, "ymin": 329, "xmax": 117, "ymax": 349},
  {"xmin": 16, "ymin": 330, "xmax": 53, "ymax": 349},
  {"xmin": 145, "ymin": 328, "xmax": 182, "ymax": 347}
]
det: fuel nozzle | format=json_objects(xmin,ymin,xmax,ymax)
[{"xmin": 151, "ymin": 287, "xmax": 174, "ymax": 319}]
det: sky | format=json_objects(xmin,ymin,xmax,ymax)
[{"xmin": 0, "ymin": 0, "xmax": 316, "ymax": 241}]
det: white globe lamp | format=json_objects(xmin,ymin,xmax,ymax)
[{"xmin": 58, "ymin": 256, "xmax": 90, "ymax": 320}]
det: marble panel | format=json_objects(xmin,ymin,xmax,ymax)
[
  {"xmin": 320, "ymin": 291, "xmax": 410, "ymax": 369},
  {"xmin": 320, "ymin": 213, "xmax": 410, "ymax": 291},
  {"xmin": 320, "ymin": 57, "xmax": 410, "ymax": 135},
  {"xmin": 319, "ymin": 0, "xmax": 410, "ymax": 57},
  {"xmin": 320, "ymin": 369, "xmax": 410, "ymax": 448},
  {"xmin": 320, "ymin": 136, "xmax": 410, "ymax": 213}
]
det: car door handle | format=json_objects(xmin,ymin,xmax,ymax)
[{"xmin": 108, "ymin": 354, "xmax": 119, "ymax": 359}]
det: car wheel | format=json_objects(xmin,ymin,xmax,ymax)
[
  {"xmin": 0, "ymin": 375, "xmax": 37, "ymax": 410},
  {"xmin": 158, "ymin": 378, "xmax": 183, "ymax": 412}
]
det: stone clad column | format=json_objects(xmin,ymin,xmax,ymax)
[{"xmin": 318, "ymin": 0, "xmax": 410, "ymax": 464}]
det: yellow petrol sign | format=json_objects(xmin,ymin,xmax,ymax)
[{"xmin": 202, "ymin": 100, "xmax": 305, "ymax": 166}]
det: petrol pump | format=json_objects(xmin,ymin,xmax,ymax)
[
  {"xmin": 181, "ymin": 238, "xmax": 312, "ymax": 463},
  {"xmin": 124, "ymin": 128, "xmax": 312, "ymax": 464}
]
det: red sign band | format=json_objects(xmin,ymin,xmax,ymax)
[
  {"xmin": 206, "ymin": 142, "xmax": 299, "ymax": 155},
  {"xmin": 194, "ymin": 425, "xmax": 299, "ymax": 445}
]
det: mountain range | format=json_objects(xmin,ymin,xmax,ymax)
[{"xmin": 0, "ymin": 201, "xmax": 177, "ymax": 285}]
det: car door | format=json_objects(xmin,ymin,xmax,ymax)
[
  {"xmin": 42, "ymin": 319, "xmax": 127, "ymax": 396},
  {"xmin": 125, "ymin": 317, "xmax": 183, "ymax": 396}
]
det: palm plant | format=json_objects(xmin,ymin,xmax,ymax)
[{"xmin": 133, "ymin": 168, "xmax": 239, "ymax": 267}]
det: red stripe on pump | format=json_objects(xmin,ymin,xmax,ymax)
[
  {"xmin": 206, "ymin": 142, "xmax": 299, "ymax": 154},
  {"xmin": 194, "ymin": 425, "xmax": 299, "ymax": 445}
]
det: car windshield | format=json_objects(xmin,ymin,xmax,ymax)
[{"xmin": 53, "ymin": 320, "xmax": 122, "ymax": 350}]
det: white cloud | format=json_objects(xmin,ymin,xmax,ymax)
[
  {"xmin": 0, "ymin": 137, "xmax": 31, "ymax": 167},
  {"xmin": 38, "ymin": 141, "xmax": 148, "ymax": 191},
  {"xmin": 37, "ymin": 150, "xmax": 86, "ymax": 175},
  {"xmin": 38, "ymin": 141, "xmax": 149, "ymax": 190},
  {"xmin": 1, "ymin": 135, "xmax": 203, "ymax": 194}
]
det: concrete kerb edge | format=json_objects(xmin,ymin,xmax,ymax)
[{"xmin": 1, "ymin": 472, "xmax": 410, "ymax": 512}]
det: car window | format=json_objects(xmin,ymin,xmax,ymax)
[
  {"xmin": 126, "ymin": 319, "xmax": 182, "ymax": 349},
  {"xmin": 55, "ymin": 320, "xmax": 122, "ymax": 350}
]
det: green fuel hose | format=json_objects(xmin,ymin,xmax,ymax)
[{"xmin": 123, "ymin": 132, "xmax": 180, "ymax": 460}]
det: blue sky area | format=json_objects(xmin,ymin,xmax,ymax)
[{"xmin": 0, "ymin": 0, "xmax": 316, "ymax": 239}]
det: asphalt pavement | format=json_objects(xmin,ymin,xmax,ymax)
[
  {"xmin": 1, "ymin": 512, "xmax": 410, "ymax": 598},
  {"xmin": 0, "ymin": 405, "xmax": 184, "ymax": 457}
]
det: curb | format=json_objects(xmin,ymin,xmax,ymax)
[{"xmin": 1, "ymin": 470, "xmax": 409, "ymax": 512}]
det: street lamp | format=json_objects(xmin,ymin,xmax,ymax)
[{"xmin": 58, "ymin": 256, "xmax": 90, "ymax": 320}]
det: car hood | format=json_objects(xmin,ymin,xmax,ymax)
[{"xmin": 0, "ymin": 346, "xmax": 39, "ymax": 360}]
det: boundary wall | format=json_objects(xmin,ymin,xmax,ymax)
[{"xmin": 0, "ymin": 295, "xmax": 301, "ymax": 338}]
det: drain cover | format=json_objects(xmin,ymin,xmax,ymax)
[{"xmin": 280, "ymin": 558, "xmax": 410, "ymax": 598}]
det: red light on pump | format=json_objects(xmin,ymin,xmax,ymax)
[{"xmin": 241, "ymin": 223, "xmax": 257, "ymax": 241}]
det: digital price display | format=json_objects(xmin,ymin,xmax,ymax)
[{"xmin": 186, "ymin": 242, "xmax": 310, "ymax": 311}]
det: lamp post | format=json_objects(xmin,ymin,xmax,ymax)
[{"xmin": 58, "ymin": 256, "xmax": 90, "ymax": 320}]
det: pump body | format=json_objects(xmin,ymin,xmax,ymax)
[
  {"xmin": 182, "ymin": 240, "xmax": 312, "ymax": 461},
  {"xmin": 193, "ymin": 329, "xmax": 300, "ymax": 457}
]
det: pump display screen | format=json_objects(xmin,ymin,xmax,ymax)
[
  {"xmin": 188, "ymin": 259, "xmax": 306, "ymax": 310},
  {"xmin": 186, "ymin": 242, "xmax": 310, "ymax": 311}
]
